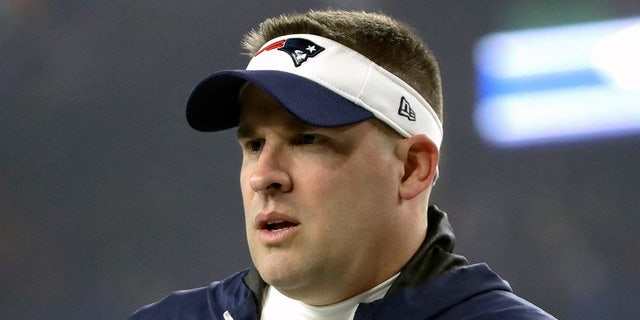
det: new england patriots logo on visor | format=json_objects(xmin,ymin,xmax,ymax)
[{"xmin": 255, "ymin": 38, "xmax": 325, "ymax": 67}]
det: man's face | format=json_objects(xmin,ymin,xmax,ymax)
[{"xmin": 237, "ymin": 85, "xmax": 406, "ymax": 305}]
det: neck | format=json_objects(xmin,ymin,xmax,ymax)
[{"xmin": 261, "ymin": 272, "xmax": 400, "ymax": 320}]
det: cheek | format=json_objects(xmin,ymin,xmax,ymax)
[
  {"xmin": 239, "ymin": 169, "xmax": 250, "ymax": 195},
  {"xmin": 239, "ymin": 168, "xmax": 255, "ymax": 214},
  {"xmin": 239, "ymin": 158, "xmax": 258, "ymax": 193},
  {"xmin": 304, "ymin": 169, "xmax": 396, "ymax": 254},
  {"xmin": 307, "ymin": 157, "xmax": 398, "ymax": 215}
]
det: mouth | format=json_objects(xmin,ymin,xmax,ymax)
[
  {"xmin": 258, "ymin": 217, "xmax": 299, "ymax": 231},
  {"xmin": 255, "ymin": 212, "xmax": 300, "ymax": 244},
  {"xmin": 262, "ymin": 220, "xmax": 299, "ymax": 231}
]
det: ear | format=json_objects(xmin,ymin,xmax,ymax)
[{"xmin": 396, "ymin": 134, "xmax": 439, "ymax": 200}]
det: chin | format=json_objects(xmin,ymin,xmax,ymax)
[
  {"xmin": 260, "ymin": 265, "xmax": 297, "ymax": 286},
  {"xmin": 258, "ymin": 259, "xmax": 308, "ymax": 289}
]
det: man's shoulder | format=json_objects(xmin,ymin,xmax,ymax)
[
  {"xmin": 128, "ymin": 286, "xmax": 214, "ymax": 320},
  {"xmin": 358, "ymin": 264, "xmax": 556, "ymax": 319},
  {"xmin": 431, "ymin": 264, "xmax": 556, "ymax": 319},
  {"xmin": 442, "ymin": 277, "xmax": 556, "ymax": 319},
  {"xmin": 467, "ymin": 289, "xmax": 556, "ymax": 319},
  {"xmin": 128, "ymin": 270, "xmax": 252, "ymax": 320},
  {"xmin": 426, "ymin": 263, "xmax": 556, "ymax": 319}
]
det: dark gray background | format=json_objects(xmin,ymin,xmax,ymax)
[{"xmin": 2, "ymin": 1, "xmax": 639, "ymax": 319}]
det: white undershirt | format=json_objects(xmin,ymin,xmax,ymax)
[{"xmin": 260, "ymin": 273, "xmax": 400, "ymax": 320}]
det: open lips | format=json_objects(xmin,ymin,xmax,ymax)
[
  {"xmin": 255, "ymin": 213, "xmax": 300, "ymax": 231},
  {"xmin": 264, "ymin": 220, "xmax": 298, "ymax": 231}
]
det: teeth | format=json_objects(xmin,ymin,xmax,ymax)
[{"xmin": 267, "ymin": 220, "xmax": 284, "ymax": 231}]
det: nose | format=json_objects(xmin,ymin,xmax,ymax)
[{"xmin": 249, "ymin": 146, "xmax": 292, "ymax": 195}]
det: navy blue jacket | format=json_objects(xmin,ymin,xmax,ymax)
[{"xmin": 130, "ymin": 206, "xmax": 556, "ymax": 319}]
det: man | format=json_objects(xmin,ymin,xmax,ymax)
[{"xmin": 130, "ymin": 10, "xmax": 556, "ymax": 319}]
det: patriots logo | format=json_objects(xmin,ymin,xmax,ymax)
[{"xmin": 255, "ymin": 38, "xmax": 325, "ymax": 67}]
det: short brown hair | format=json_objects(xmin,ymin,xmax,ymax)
[{"xmin": 242, "ymin": 9, "xmax": 444, "ymax": 122}]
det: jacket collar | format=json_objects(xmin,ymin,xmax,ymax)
[{"xmin": 386, "ymin": 205, "xmax": 468, "ymax": 295}]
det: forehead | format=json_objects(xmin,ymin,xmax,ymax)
[
  {"xmin": 238, "ymin": 84, "xmax": 312, "ymax": 129},
  {"xmin": 237, "ymin": 83, "xmax": 401, "ymax": 143}
]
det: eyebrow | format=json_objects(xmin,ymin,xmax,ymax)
[
  {"xmin": 236, "ymin": 118, "xmax": 321, "ymax": 140},
  {"xmin": 236, "ymin": 124, "xmax": 255, "ymax": 140}
]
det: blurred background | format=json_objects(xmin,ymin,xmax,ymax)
[{"xmin": 2, "ymin": 1, "xmax": 639, "ymax": 319}]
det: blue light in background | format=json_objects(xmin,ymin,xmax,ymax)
[{"xmin": 474, "ymin": 16, "xmax": 640, "ymax": 147}]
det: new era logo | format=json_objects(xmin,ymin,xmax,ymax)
[{"xmin": 398, "ymin": 96, "xmax": 416, "ymax": 121}]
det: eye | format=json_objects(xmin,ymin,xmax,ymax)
[
  {"xmin": 298, "ymin": 134, "xmax": 322, "ymax": 145},
  {"xmin": 244, "ymin": 139, "xmax": 265, "ymax": 152}
]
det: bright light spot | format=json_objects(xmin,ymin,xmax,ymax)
[
  {"xmin": 591, "ymin": 24, "xmax": 640, "ymax": 92},
  {"xmin": 474, "ymin": 16, "xmax": 640, "ymax": 147}
]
